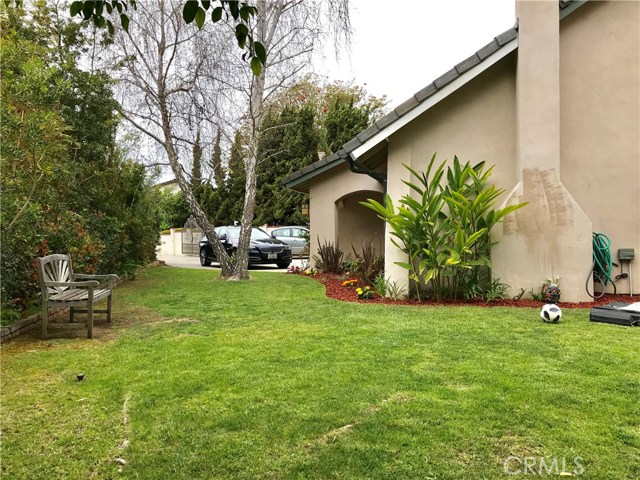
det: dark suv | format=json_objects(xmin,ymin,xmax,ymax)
[{"xmin": 199, "ymin": 226, "xmax": 292, "ymax": 268}]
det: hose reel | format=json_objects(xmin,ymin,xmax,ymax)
[{"xmin": 586, "ymin": 233, "xmax": 635, "ymax": 298}]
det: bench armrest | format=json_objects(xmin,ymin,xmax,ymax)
[
  {"xmin": 73, "ymin": 274, "xmax": 118, "ymax": 288},
  {"xmin": 45, "ymin": 280, "xmax": 100, "ymax": 288}
]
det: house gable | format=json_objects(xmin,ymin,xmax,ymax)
[{"xmin": 282, "ymin": 1, "xmax": 587, "ymax": 193}]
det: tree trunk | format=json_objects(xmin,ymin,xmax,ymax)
[
  {"xmin": 233, "ymin": 158, "xmax": 257, "ymax": 279},
  {"xmin": 152, "ymin": 5, "xmax": 235, "ymax": 277},
  {"xmin": 114, "ymin": 0, "xmax": 350, "ymax": 282},
  {"xmin": 232, "ymin": 0, "xmax": 273, "ymax": 279}
]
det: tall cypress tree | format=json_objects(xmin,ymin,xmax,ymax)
[
  {"xmin": 211, "ymin": 128, "xmax": 225, "ymax": 188},
  {"xmin": 191, "ymin": 129, "xmax": 203, "ymax": 190},
  {"xmin": 255, "ymin": 105, "xmax": 319, "ymax": 226},
  {"xmin": 323, "ymin": 95, "xmax": 370, "ymax": 154},
  {"xmin": 202, "ymin": 80, "xmax": 386, "ymax": 228},
  {"xmin": 216, "ymin": 130, "xmax": 246, "ymax": 225}
]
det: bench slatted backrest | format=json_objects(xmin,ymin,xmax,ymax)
[{"xmin": 37, "ymin": 254, "xmax": 74, "ymax": 299}]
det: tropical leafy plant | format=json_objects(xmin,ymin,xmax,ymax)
[
  {"xmin": 362, "ymin": 154, "xmax": 526, "ymax": 301},
  {"xmin": 372, "ymin": 274, "xmax": 387, "ymax": 297},
  {"xmin": 513, "ymin": 288, "xmax": 527, "ymax": 301}
]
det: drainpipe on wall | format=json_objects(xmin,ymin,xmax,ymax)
[{"xmin": 344, "ymin": 155, "xmax": 388, "ymax": 201}]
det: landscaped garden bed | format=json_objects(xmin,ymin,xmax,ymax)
[
  {"xmin": 305, "ymin": 272, "xmax": 635, "ymax": 308},
  {"xmin": 302, "ymin": 155, "xmax": 630, "ymax": 310}
]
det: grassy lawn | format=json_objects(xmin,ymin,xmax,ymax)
[{"xmin": 1, "ymin": 267, "xmax": 638, "ymax": 479}]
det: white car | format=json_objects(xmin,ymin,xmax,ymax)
[{"xmin": 270, "ymin": 226, "xmax": 309, "ymax": 257}]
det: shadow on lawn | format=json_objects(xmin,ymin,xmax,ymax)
[{"xmin": 4, "ymin": 303, "xmax": 192, "ymax": 350}]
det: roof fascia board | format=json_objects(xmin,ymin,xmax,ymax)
[
  {"xmin": 560, "ymin": 1, "xmax": 588, "ymax": 19},
  {"xmin": 351, "ymin": 39, "xmax": 519, "ymax": 161},
  {"xmin": 283, "ymin": 158, "xmax": 346, "ymax": 189}
]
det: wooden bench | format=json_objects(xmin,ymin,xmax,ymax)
[{"xmin": 37, "ymin": 254, "xmax": 118, "ymax": 339}]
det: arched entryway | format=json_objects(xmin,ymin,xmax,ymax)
[{"xmin": 336, "ymin": 190, "xmax": 385, "ymax": 257}]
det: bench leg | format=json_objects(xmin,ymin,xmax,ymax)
[
  {"xmin": 87, "ymin": 301, "xmax": 93, "ymax": 339},
  {"xmin": 107, "ymin": 293, "xmax": 113, "ymax": 323},
  {"xmin": 41, "ymin": 304, "xmax": 48, "ymax": 339},
  {"xmin": 70, "ymin": 307, "xmax": 75, "ymax": 323}
]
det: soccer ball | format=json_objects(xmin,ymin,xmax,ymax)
[{"xmin": 540, "ymin": 304, "xmax": 562, "ymax": 323}]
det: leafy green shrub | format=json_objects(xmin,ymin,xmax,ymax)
[
  {"xmin": 372, "ymin": 274, "xmax": 407, "ymax": 301},
  {"xmin": 385, "ymin": 279, "xmax": 408, "ymax": 301},
  {"xmin": 529, "ymin": 289, "xmax": 544, "ymax": 302},
  {"xmin": 512, "ymin": 288, "xmax": 526, "ymax": 301},
  {"xmin": 0, "ymin": 5, "xmax": 161, "ymax": 323},
  {"xmin": 0, "ymin": 208, "xmax": 43, "ymax": 319},
  {"xmin": 362, "ymin": 153, "xmax": 526, "ymax": 301},
  {"xmin": 341, "ymin": 257, "xmax": 360, "ymax": 274},
  {"xmin": 463, "ymin": 282, "xmax": 485, "ymax": 302},
  {"xmin": 157, "ymin": 190, "xmax": 191, "ymax": 230},
  {"xmin": 372, "ymin": 274, "xmax": 387, "ymax": 297},
  {"xmin": 483, "ymin": 279, "xmax": 510, "ymax": 303},
  {"xmin": 313, "ymin": 237, "xmax": 344, "ymax": 274}
]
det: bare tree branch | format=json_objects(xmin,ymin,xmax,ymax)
[{"xmin": 107, "ymin": 0, "xmax": 352, "ymax": 280}]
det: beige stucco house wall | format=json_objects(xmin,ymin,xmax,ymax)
[
  {"xmin": 155, "ymin": 178, "xmax": 181, "ymax": 194},
  {"xmin": 386, "ymin": 56, "xmax": 518, "ymax": 291},
  {"xmin": 309, "ymin": 163, "xmax": 384, "ymax": 259},
  {"xmin": 284, "ymin": 0, "xmax": 639, "ymax": 301},
  {"xmin": 559, "ymin": 0, "xmax": 640, "ymax": 293}
]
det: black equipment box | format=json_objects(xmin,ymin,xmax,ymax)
[{"xmin": 590, "ymin": 302, "xmax": 640, "ymax": 327}]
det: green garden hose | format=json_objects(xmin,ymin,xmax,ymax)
[{"xmin": 586, "ymin": 233, "xmax": 617, "ymax": 298}]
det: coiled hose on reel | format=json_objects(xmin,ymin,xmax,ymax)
[{"xmin": 586, "ymin": 233, "xmax": 617, "ymax": 298}]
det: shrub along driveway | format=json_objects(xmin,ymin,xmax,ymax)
[{"xmin": 1, "ymin": 267, "xmax": 638, "ymax": 479}]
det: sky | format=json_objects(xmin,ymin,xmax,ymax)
[{"xmin": 314, "ymin": 0, "xmax": 516, "ymax": 107}]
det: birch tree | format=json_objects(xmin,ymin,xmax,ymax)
[
  {"xmin": 112, "ymin": 0, "xmax": 237, "ymax": 276},
  {"xmin": 202, "ymin": 0, "xmax": 350, "ymax": 278},
  {"xmin": 110, "ymin": 0, "xmax": 349, "ymax": 280}
]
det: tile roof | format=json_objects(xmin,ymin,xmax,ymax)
[{"xmin": 282, "ymin": 1, "xmax": 581, "ymax": 190}]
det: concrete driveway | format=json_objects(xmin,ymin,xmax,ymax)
[{"xmin": 157, "ymin": 254, "xmax": 306, "ymax": 272}]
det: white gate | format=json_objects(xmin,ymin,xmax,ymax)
[{"xmin": 181, "ymin": 216, "xmax": 202, "ymax": 255}]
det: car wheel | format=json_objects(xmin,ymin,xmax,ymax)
[
  {"xmin": 199, "ymin": 248, "xmax": 211, "ymax": 266},
  {"xmin": 276, "ymin": 262, "xmax": 291, "ymax": 269}
]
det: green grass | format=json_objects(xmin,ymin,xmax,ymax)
[{"xmin": 1, "ymin": 267, "xmax": 638, "ymax": 479}]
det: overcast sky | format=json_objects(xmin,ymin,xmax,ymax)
[{"xmin": 314, "ymin": 0, "xmax": 516, "ymax": 107}]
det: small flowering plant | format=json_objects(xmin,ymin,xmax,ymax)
[
  {"xmin": 342, "ymin": 279, "xmax": 358, "ymax": 287},
  {"xmin": 287, "ymin": 265, "xmax": 318, "ymax": 276},
  {"xmin": 356, "ymin": 285, "xmax": 374, "ymax": 299},
  {"xmin": 541, "ymin": 277, "xmax": 561, "ymax": 303}
]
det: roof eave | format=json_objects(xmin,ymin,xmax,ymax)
[
  {"xmin": 351, "ymin": 38, "xmax": 519, "ymax": 161},
  {"xmin": 281, "ymin": 1, "xmax": 588, "ymax": 192},
  {"xmin": 283, "ymin": 157, "xmax": 347, "ymax": 192},
  {"xmin": 560, "ymin": 0, "xmax": 588, "ymax": 18}
]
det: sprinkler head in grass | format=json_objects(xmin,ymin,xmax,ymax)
[{"xmin": 77, "ymin": 373, "xmax": 85, "ymax": 381}]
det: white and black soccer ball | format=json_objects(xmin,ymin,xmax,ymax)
[{"xmin": 541, "ymin": 303, "xmax": 562, "ymax": 323}]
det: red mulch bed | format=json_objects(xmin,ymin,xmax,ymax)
[{"xmin": 300, "ymin": 273, "xmax": 634, "ymax": 309}]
